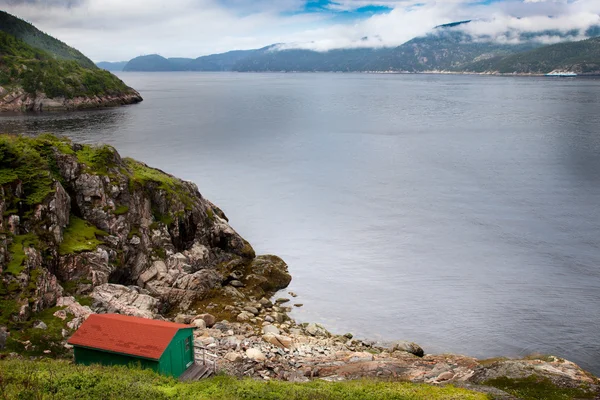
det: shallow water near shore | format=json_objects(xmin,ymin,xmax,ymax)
[{"xmin": 1, "ymin": 72, "xmax": 599, "ymax": 374}]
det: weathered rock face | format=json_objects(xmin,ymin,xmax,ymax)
[
  {"xmin": 0, "ymin": 135, "xmax": 291, "ymax": 330},
  {"xmin": 0, "ymin": 87, "xmax": 143, "ymax": 112}
]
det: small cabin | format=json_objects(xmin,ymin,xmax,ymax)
[{"xmin": 68, "ymin": 314, "xmax": 195, "ymax": 378}]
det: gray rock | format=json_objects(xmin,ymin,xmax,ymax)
[
  {"xmin": 305, "ymin": 323, "xmax": 330, "ymax": 338},
  {"xmin": 243, "ymin": 306, "xmax": 259, "ymax": 316},
  {"xmin": 392, "ymin": 341, "xmax": 424, "ymax": 357},
  {"xmin": 192, "ymin": 319, "xmax": 206, "ymax": 329},
  {"xmin": 175, "ymin": 314, "xmax": 194, "ymax": 324},
  {"xmin": 224, "ymin": 352, "xmax": 243, "ymax": 362},
  {"xmin": 259, "ymin": 297, "xmax": 273, "ymax": 308},
  {"xmin": 230, "ymin": 280, "xmax": 245, "ymax": 288},
  {"xmin": 275, "ymin": 298, "xmax": 290, "ymax": 304},
  {"xmin": 0, "ymin": 327, "xmax": 7, "ymax": 350},
  {"xmin": 263, "ymin": 325, "xmax": 280, "ymax": 335},
  {"xmin": 246, "ymin": 348, "xmax": 266, "ymax": 362},
  {"xmin": 33, "ymin": 321, "xmax": 48, "ymax": 330},
  {"xmin": 236, "ymin": 311, "xmax": 253, "ymax": 322},
  {"xmin": 196, "ymin": 313, "xmax": 216, "ymax": 328}
]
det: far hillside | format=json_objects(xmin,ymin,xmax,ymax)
[
  {"xmin": 462, "ymin": 36, "xmax": 600, "ymax": 74},
  {"xmin": 0, "ymin": 11, "xmax": 96, "ymax": 69}
]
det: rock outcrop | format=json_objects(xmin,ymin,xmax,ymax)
[{"xmin": 0, "ymin": 134, "xmax": 291, "ymax": 346}]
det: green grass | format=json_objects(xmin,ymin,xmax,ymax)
[
  {"xmin": 126, "ymin": 158, "xmax": 193, "ymax": 209},
  {"xmin": 113, "ymin": 205, "xmax": 129, "ymax": 215},
  {"xmin": 484, "ymin": 375, "xmax": 596, "ymax": 400},
  {"xmin": 58, "ymin": 216, "xmax": 107, "ymax": 256},
  {"xmin": 0, "ymin": 299, "xmax": 19, "ymax": 326},
  {"xmin": 6, "ymin": 234, "xmax": 38, "ymax": 275},
  {"xmin": 3, "ymin": 307, "xmax": 73, "ymax": 357},
  {"xmin": 0, "ymin": 359, "xmax": 489, "ymax": 400},
  {"xmin": 76, "ymin": 144, "xmax": 119, "ymax": 176}
]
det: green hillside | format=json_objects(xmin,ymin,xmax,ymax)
[
  {"xmin": 0, "ymin": 11, "xmax": 96, "ymax": 69},
  {"xmin": 462, "ymin": 37, "xmax": 600, "ymax": 74},
  {"xmin": 0, "ymin": 31, "xmax": 131, "ymax": 98}
]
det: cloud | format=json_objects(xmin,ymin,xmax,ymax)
[{"xmin": 0, "ymin": 0, "xmax": 598, "ymax": 60}]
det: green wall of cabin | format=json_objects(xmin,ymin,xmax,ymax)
[
  {"xmin": 159, "ymin": 328, "xmax": 195, "ymax": 377},
  {"xmin": 73, "ymin": 346, "xmax": 159, "ymax": 372},
  {"xmin": 73, "ymin": 328, "xmax": 195, "ymax": 378}
]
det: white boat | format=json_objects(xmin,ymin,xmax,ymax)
[{"xmin": 545, "ymin": 71, "xmax": 578, "ymax": 77}]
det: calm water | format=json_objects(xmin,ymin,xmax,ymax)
[{"xmin": 2, "ymin": 72, "xmax": 600, "ymax": 374}]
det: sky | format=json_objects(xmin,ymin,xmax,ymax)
[{"xmin": 0, "ymin": 0, "xmax": 599, "ymax": 61}]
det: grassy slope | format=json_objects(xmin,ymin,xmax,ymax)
[
  {"xmin": 0, "ymin": 359, "xmax": 488, "ymax": 400},
  {"xmin": 0, "ymin": 11, "xmax": 96, "ymax": 69},
  {"xmin": 0, "ymin": 31, "xmax": 133, "ymax": 98},
  {"xmin": 462, "ymin": 37, "xmax": 600, "ymax": 74}
]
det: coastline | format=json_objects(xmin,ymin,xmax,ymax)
[
  {"xmin": 0, "ymin": 86, "xmax": 143, "ymax": 112},
  {"xmin": 0, "ymin": 134, "xmax": 598, "ymax": 398}
]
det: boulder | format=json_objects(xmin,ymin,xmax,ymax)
[
  {"xmin": 244, "ymin": 256, "xmax": 292, "ymax": 295},
  {"xmin": 305, "ymin": 323, "xmax": 330, "ymax": 338},
  {"xmin": 236, "ymin": 311, "xmax": 253, "ymax": 322},
  {"xmin": 262, "ymin": 325, "xmax": 280, "ymax": 335},
  {"xmin": 192, "ymin": 319, "xmax": 207, "ymax": 329},
  {"xmin": 259, "ymin": 297, "xmax": 273, "ymax": 308},
  {"xmin": 392, "ymin": 341, "xmax": 424, "ymax": 357},
  {"xmin": 175, "ymin": 314, "xmax": 194, "ymax": 324},
  {"xmin": 243, "ymin": 306, "xmax": 259, "ymax": 316},
  {"xmin": 262, "ymin": 333, "xmax": 293, "ymax": 349},
  {"xmin": 224, "ymin": 352, "xmax": 243, "ymax": 363},
  {"xmin": 246, "ymin": 348, "xmax": 266, "ymax": 362},
  {"xmin": 195, "ymin": 314, "xmax": 216, "ymax": 328}
]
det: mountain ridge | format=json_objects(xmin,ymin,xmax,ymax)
[{"xmin": 115, "ymin": 20, "xmax": 600, "ymax": 74}]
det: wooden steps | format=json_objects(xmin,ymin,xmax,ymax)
[{"xmin": 179, "ymin": 362, "xmax": 214, "ymax": 381}]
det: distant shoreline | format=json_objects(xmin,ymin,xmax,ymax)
[{"xmin": 115, "ymin": 70, "xmax": 599, "ymax": 77}]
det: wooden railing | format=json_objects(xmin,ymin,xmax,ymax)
[{"xmin": 195, "ymin": 345, "xmax": 218, "ymax": 375}]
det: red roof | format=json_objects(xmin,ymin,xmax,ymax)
[{"xmin": 68, "ymin": 314, "xmax": 193, "ymax": 360}]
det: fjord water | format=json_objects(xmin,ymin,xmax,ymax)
[{"xmin": 1, "ymin": 72, "xmax": 599, "ymax": 374}]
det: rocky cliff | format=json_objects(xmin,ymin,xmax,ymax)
[{"xmin": 0, "ymin": 134, "xmax": 290, "ymax": 354}]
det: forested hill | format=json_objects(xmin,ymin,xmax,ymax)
[
  {"xmin": 0, "ymin": 11, "xmax": 96, "ymax": 69},
  {"xmin": 0, "ymin": 13, "xmax": 142, "ymax": 111},
  {"xmin": 462, "ymin": 36, "xmax": 600, "ymax": 75}
]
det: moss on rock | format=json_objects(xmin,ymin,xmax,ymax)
[{"xmin": 58, "ymin": 216, "xmax": 107, "ymax": 256}]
